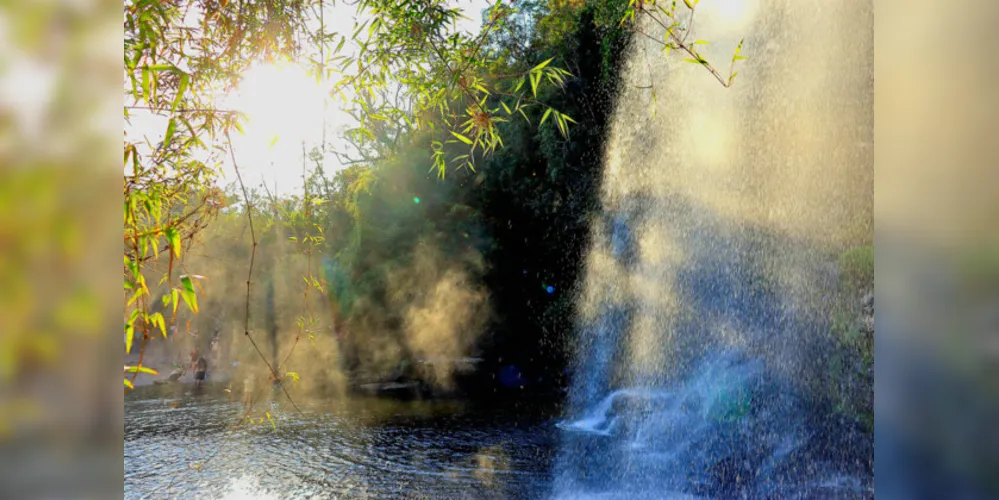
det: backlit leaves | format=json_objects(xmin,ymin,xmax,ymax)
[
  {"xmin": 180, "ymin": 275, "xmax": 199, "ymax": 314},
  {"xmin": 621, "ymin": 0, "xmax": 747, "ymax": 89}
]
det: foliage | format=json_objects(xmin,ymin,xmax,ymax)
[
  {"xmin": 838, "ymin": 245, "xmax": 874, "ymax": 292},
  {"xmin": 123, "ymin": 0, "xmax": 746, "ymax": 390}
]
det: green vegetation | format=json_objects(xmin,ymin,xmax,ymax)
[
  {"xmin": 823, "ymin": 244, "xmax": 874, "ymax": 432},
  {"xmin": 123, "ymin": 0, "xmax": 748, "ymax": 392},
  {"xmin": 837, "ymin": 245, "xmax": 874, "ymax": 292}
]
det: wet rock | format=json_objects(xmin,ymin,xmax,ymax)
[
  {"xmin": 860, "ymin": 316, "xmax": 874, "ymax": 336},
  {"xmin": 861, "ymin": 291, "xmax": 874, "ymax": 314}
]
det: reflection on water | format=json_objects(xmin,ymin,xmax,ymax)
[{"xmin": 125, "ymin": 387, "xmax": 559, "ymax": 499}]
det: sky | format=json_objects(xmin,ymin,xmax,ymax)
[{"xmin": 125, "ymin": 0, "xmax": 494, "ymax": 197}]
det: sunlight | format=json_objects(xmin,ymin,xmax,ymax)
[
  {"xmin": 227, "ymin": 61, "xmax": 328, "ymax": 147},
  {"xmin": 219, "ymin": 61, "xmax": 335, "ymax": 193},
  {"xmin": 706, "ymin": 0, "xmax": 757, "ymax": 31}
]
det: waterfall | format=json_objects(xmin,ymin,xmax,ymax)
[{"xmin": 554, "ymin": 1, "xmax": 873, "ymax": 498}]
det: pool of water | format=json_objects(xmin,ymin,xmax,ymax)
[{"xmin": 125, "ymin": 386, "xmax": 561, "ymax": 499}]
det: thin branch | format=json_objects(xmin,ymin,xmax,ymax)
[
  {"xmin": 636, "ymin": 10, "xmax": 733, "ymax": 88},
  {"xmin": 225, "ymin": 130, "xmax": 307, "ymax": 418},
  {"xmin": 125, "ymin": 105, "xmax": 242, "ymax": 114}
]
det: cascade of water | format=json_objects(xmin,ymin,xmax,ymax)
[{"xmin": 554, "ymin": 1, "xmax": 873, "ymax": 498}]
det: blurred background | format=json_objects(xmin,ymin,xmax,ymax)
[
  {"xmin": 0, "ymin": 0, "xmax": 996, "ymax": 498},
  {"xmin": 0, "ymin": 0, "xmax": 120, "ymax": 497}
]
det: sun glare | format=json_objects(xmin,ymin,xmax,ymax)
[
  {"xmin": 709, "ymin": 0, "xmax": 757, "ymax": 31},
  {"xmin": 219, "ymin": 61, "xmax": 335, "ymax": 193},
  {"xmin": 227, "ymin": 62, "xmax": 328, "ymax": 147}
]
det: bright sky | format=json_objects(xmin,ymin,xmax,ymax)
[{"xmin": 124, "ymin": 0, "xmax": 492, "ymax": 197}]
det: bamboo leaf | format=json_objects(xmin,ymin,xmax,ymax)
[
  {"xmin": 150, "ymin": 312, "xmax": 166, "ymax": 338},
  {"xmin": 165, "ymin": 226, "xmax": 181, "ymax": 258},
  {"xmin": 180, "ymin": 275, "xmax": 198, "ymax": 314},
  {"xmin": 514, "ymin": 77, "xmax": 525, "ymax": 93},
  {"xmin": 125, "ymin": 323, "xmax": 134, "ymax": 354},
  {"xmin": 517, "ymin": 107, "xmax": 530, "ymax": 124},
  {"xmin": 141, "ymin": 67, "xmax": 150, "ymax": 103},
  {"xmin": 124, "ymin": 365, "xmax": 159, "ymax": 375},
  {"xmin": 531, "ymin": 57, "xmax": 554, "ymax": 72},
  {"xmin": 540, "ymin": 107, "xmax": 552, "ymax": 126},
  {"xmin": 450, "ymin": 131, "xmax": 473, "ymax": 144},
  {"xmin": 124, "ymin": 378, "xmax": 134, "ymax": 389},
  {"xmin": 164, "ymin": 118, "xmax": 177, "ymax": 147},
  {"xmin": 171, "ymin": 73, "xmax": 188, "ymax": 112}
]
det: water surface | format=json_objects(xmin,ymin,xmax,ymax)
[{"xmin": 125, "ymin": 387, "xmax": 560, "ymax": 499}]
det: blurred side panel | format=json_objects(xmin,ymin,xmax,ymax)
[
  {"xmin": 877, "ymin": 0, "xmax": 999, "ymax": 497},
  {"xmin": 0, "ymin": 0, "xmax": 121, "ymax": 497}
]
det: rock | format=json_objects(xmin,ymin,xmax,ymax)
[
  {"xmin": 861, "ymin": 291, "xmax": 873, "ymax": 312},
  {"xmin": 861, "ymin": 315, "xmax": 874, "ymax": 336}
]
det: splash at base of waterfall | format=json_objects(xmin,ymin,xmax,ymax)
[{"xmin": 554, "ymin": 353, "xmax": 872, "ymax": 499}]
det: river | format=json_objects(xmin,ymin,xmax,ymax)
[{"xmin": 125, "ymin": 386, "xmax": 560, "ymax": 499}]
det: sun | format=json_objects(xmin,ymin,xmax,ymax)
[
  {"xmin": 226, "ymin": 61, "xmax": 328, "ymax": 147},
  {"xmin": 711, "ymin": 0, "xmax": 757, "ymax": 30},
  {"xmin": 219, "ymin": 61, "xmax": 336, "ymax": 193}
]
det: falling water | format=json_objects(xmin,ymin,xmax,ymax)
[{"xmin": 555, "ymin": 1, "xmax": 873, "ymax": 498}]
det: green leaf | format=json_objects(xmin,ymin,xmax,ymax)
[
  {"xmin": 171, "ymin": 288, "xmax": 179, "ymax": 315},
  {"xmin": 125, "ymin": 323, "xmax": 134, "ymax": 354},
  {"xmin": 540, "ymin": 108, "xmax": 552, "ymax": 126},
  {"xmin": 124, "ymin": 365, "xmax": 159, "ymax": 375},
  {"xmin": 150, "ymin": 312, "xmax": 167, "ymax": 338},
  {"xmin": 171, "ymin": 74, "xmax": 188, "ymax": 113},
  {"xmin": 126, "ymin": 288, "xmax": 142, "ymax": 308},
  {"xmin": 530, "ymin": 72, "xmax": 540, "ymax": 97},
  {"xmin": 531, "ymin": 57, "xmax": 554, "ymax": 72},
  {"xmin": 180, "ymin": 275, "xmax": 198, "ymax": 314},
  {"xmin": 683, "ymin": 0, "xmax": 694, "ymax": 9},
  {"xmin": 165, "ymin": 226, "xmax": 181, "ymax": 258},
  {"xmin": 164, "ymin": 118, "xmax": 177, "ymax": 147},
  {"xmin": 693, "ymin": 40, "xmax": 711, "ymax": 45},
  {"xmin": 141, "ymin": 67, "xmax": 151, "ymax": 103},
  {"xmin": 269, "ymin": 135, "xmax": 280, "ymax": 148},
  {"xmin": 450, "ymin": 131, "xmax": 473, "ymax": 144},
  {"xmin": 500, "ymin": 101, "xmax": 511, "ymax": 115},
  {"xmin": 555, "ymin": 114, "xmax": 567, "ymax": 137},
  {"xmin": 124, "ymin": 378, "xmax": 134, "ymax": 389}
]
